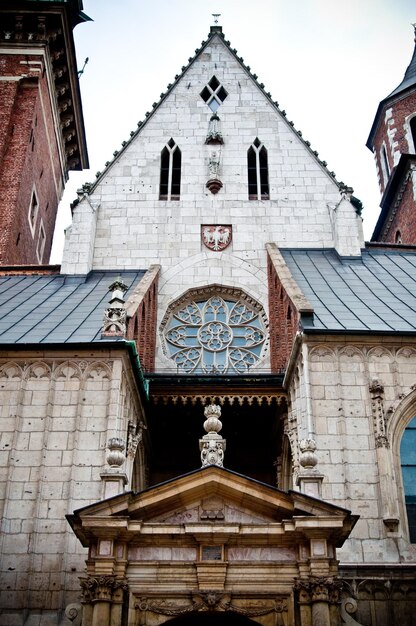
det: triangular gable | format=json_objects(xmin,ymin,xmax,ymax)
[
  {"xmin": 68, "ymin": 466, "xmax": 357, "ymax": 547},
  {"xmin": 74, "ymin": 28, "xmax": 341, "ymax": 204}
]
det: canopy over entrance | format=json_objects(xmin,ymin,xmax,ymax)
[{"xmin": 68, "ymin": 466, "xmax": 357, "ymax": 626}]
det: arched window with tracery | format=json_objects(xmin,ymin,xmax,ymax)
[
  {"xmin": 247, "ymin": 138, "xmax": 269, "ymax": 200},
  {"xmin": 160, "ymin": 138, "xmax": 181, "ymax": 200},
  {"xmin": 400, "ymin": 415, "xmax": 416, "ymax": 542},
  {"xmin": 161, "ymin": 287, "xmax": 268, "ymax": 374}
]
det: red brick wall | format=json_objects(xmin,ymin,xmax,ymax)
[
  {"xmin": 127, "ymin": 272, "xmax": 159, "ymax": 372},
  {"xmin": 373, "ymin": 92, "xmax": 416, "ymax": 196},
  {"xmin": 380, "ymin": 174, "xmax": 416, "ymax": 244},
  {"xmin": 0, "ymin": 53, "xmax": 64, "ymax": 265},
  {"xmin": 267, "ymin": 252, "xmax": 298, "ymax": 372}
]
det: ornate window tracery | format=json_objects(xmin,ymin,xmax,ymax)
[{"xmin": 161, "ymin": 289, "xmax": 268, "ymax": 374}]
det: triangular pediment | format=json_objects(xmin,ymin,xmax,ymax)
[{"xmin": 68, "ymin": 467, "xmax": 357, "ymax": 547}]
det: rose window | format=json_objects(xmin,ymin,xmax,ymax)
[{"xmin": 162, "ymin": 294, "xmax": 267, "ymax": 374}]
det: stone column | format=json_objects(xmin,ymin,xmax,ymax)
[
  {"xmin": 294, "ymin": 579, "xmax": 312, "ymax": 626},
  {"xmin": 110, "ymin": 580, "xmax": 128, "ymax": 626},
  {"xmin": 80, "ymin": 575, "xmax": 126, "ymax": 626},
  {"xmin": 311, "ymin": 584, "xmax": 331, "ymax": 626},
  {"xmin": 295, "ymin": 578, "xmax": 342, "ymax": 626},
  {"xmin": 369, "ymin": 379, "xmax": 399, "ymax": 531}
]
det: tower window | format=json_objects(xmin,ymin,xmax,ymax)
[
  {"xmin": 401, "ymin": 416, "xmax": 416, "ymax": 542},
  {"xmin": 159, "ymin": 139, "xmax": 181, "ymax": 201},
  {"xmin": 200, "ymin": 76, "xmax": 228, "ymax": 112},
  {"xmin": 380, "ymin": 144, "xmax": 390, "ymax": 185},
  {"xmin": 410, "ymin": 116, "xmax": 416, "ymax": 153},
  {"xmin": 395, "ymin": 230, "xmax": 402, "ymax": 244},
  {"xmin": 28, "ymin": 190, "xmax": 38, "ymax": 236},
  {"xmin": 247, "ymin": 138, "xmax": 269, "ymax": 200},
  {"xmin": 36, "ymin": 220, "xmax": 46, "ymax": 263}
]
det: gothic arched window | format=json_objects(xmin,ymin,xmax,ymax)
[
  {"xmin": 247, "ymin": 138, "xmax": 269, "ymax": 200},
  {"xmin": 401, "ymin": 416, "xmax": 416, "ymax": 542},
  {"xmin": 159, "ymin": 139, "xmax": 181, "ymax": 200},
  {"xmin": 380, "ymin": 143, "xmax": 390, "ymax": 186},
  {"xmin": 161, "ymin": 288, "xmax": 268, "ymax": 374}
]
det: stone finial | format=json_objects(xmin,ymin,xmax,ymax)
[
  {"xmin": 200, "ymin": 403, "xmax": 226, "ymax": 467},
  {"xmin": 299, "ymin": 438, "xmax": 318, "ymax": 469},
  {"xmin": 203, "ymin": 403, "xmax": 222, "ymax": 432},
  {"xmin": 106, "ymin": 437, "xmax": 126, "ymax": 467},
  {"xmin": 102, "ymin": 277, "xmax": 128, "ymax": 337},
  {"xmin": 339, "ymin": 184, "xmax": 354, "ymax": 200},
  {"xmin": 297, "ymin": 439, "xmax": 324, "ymax": 498}
]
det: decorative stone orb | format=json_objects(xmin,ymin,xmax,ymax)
[
  {"xmin": 106, "ymin": 437, "xmax": 126, "ymax": 467},
  {"xmin": 299, "ymin": 438, "xmax": 318, "ymax": 469},
  {"xmin": 203, "ymin": 404, "xmax": 222, "ymax": 433}
]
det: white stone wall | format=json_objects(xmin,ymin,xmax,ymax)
[
  {"xmin": 0, "ymin": 351, "xmax": 145, "ymax": 621},
  {"xmin": 287, "ymin": 337, "xmax": 416, "ymax": 565},
  {"xmin": 61, "ymin": 35, "xmax": 363, "ymax": 369}
]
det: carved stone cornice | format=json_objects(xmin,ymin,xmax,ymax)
[
  {"xmin": 0, "ymin": 6, "xmax": 89, "ymax": 171},
  {"xmin": 151, "ymin": 394, "xmax": 286, "ymax": 407}
]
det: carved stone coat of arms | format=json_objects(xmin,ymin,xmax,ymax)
[{"xmin": 201, "ymin": 225, "xmax": 232, "ymax": 251}]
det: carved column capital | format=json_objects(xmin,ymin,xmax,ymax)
[
  {"xmin": 294, "ymin": 577, "xmax": 342, "ymax": 604},
  {"xmin": 80, "ymin": 576, "xmax": 128, "ymax": 604}
]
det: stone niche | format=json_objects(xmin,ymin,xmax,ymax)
[{"xmin": 68, "ymin": 465, "xmax": 357, "ymax": 626}]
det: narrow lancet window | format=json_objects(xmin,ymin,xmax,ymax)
[
  {"xmin": 159, "ymin": 139, "xmax": 181, "ymax": 200},
  {"xmin": 381, "ymin": 144, "xmax": 390, "ymax": 185},
  {"xmin": 247, "ymin": 138, "xmax": 269, "ymax": 200},
  {"xmin": 410, "ymin": 116, "xmax": 416, "ymax": 153}
]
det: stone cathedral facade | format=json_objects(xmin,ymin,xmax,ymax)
[{"xmin": 1, "ymin": 5, "xmax": 416, "ymax": 626}]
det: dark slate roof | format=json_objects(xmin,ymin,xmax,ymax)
[
  {"xmin": 367, "ymin": 36, "xmax": 416, "ymax": 148},
  {"xmin": 0, "ymin": 270, "xmax": 145, "ymax": 344},
  {"xmin": 281, "ymin": 248, "xmax": 416, "ymax": 333},
  {"xmin": 387, "ymin": 39, "xmax": 416, "ymax": 100}
]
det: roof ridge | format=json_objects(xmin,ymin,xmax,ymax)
[{"xmin": 71, "ymin": 30, "xmax": 345, "ymax": 208}]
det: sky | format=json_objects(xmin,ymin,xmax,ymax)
[{"xmin": 51, "ymin": 0, "xmax": 416, "ymax": 262}]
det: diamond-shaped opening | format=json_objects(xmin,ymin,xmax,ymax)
[
  {"xmin": 253, "ymin": 137, "xmax": 261, "ymax": 148},
  {"xmin": 200, "ymin": 86, "xmax": 211, "ymax": 103},
  {"xmin": 209, "ymin": 75, "xmax": 220, "ymax": 90},
  {"xmin": 168, "ymin": 138, "xmax": 176, "ymax": 148},
  {"xmin": 217, "ymin": 86, "xmax": 228, "ymax": 102},
  {"xmin": 208, "ymin": 98, "xmax": 220, "ymax": 113}
]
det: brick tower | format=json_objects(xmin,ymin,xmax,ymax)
[
  {"xmin": 0, "ymin": 0, "xmax": 89, "ymax": 265},
  {"xmin": 369, "ymin": 25, "xmax": 416, "ymax": 243}
]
